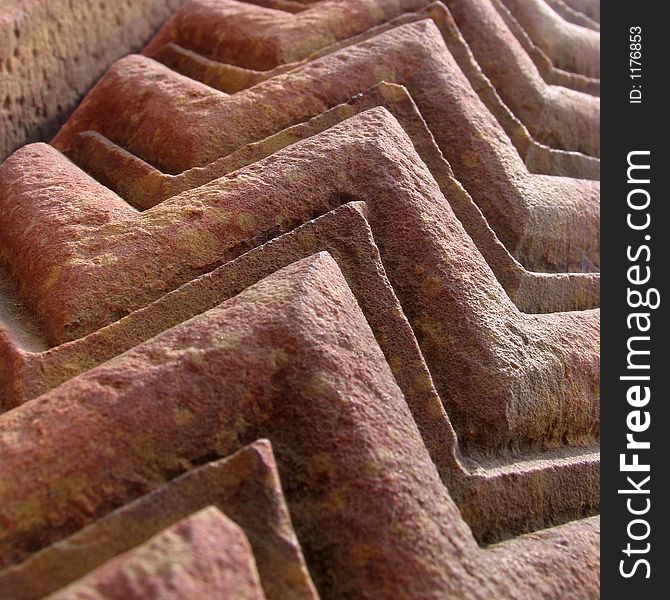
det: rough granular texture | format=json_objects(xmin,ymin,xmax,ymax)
[
  {"xmin": 142, "ymin": 0, "xmax": 429, "ymax": 68},
  {"xmin": 0, "ymin": 108, "xmax": 601, "ymax": 458},
  {"xmin": 0, "ymin": 440, "xmax": 317, "ymax": 600},
  {"xmin": 0, "ymin": 0, "xmax": 189, "ymax": 161},
  {"xmin": 51, "ymin": 22, "xmax": 600, "ymax": 273},
  {"xmin": 140, "ymin": 0, "xmax": 599, "ymax": 156},
  {"xmin": 0, "ymin": 255, "xmax": 599, "ymax": 599},
  {"xmin": 444, "ymin": 0, "xmax": 599, "ymax": 156},
  {"xmin": 140, "ymin": 2, "xmax": 599, "ymax": 178},
  {"xmin": 491, "ymin": 0, "xmax": 599, "ymax": 95},
  {"xmin": 64, "ymin": 82, "xmax": 599, "ymax": 310},
  {"xmin": 1, "ymin": 110, "xmax": 598, "ymax": 342},
  {"xmin": 0, "ymin": 201, "xmax": 599, "ymax": 547},
  {"xmin": 0, "ymin": 1, "xmax": 600, "ymax": 598},
  {"xmin": 500, "ymin": 0, "xmax": 599, "ymax": 77},
  {"xmin": 543, "ymin": 0, "xmax": 599, "ymax": 31},
  {"xmin": 46, "ymin": 507, "xmax": 268, "ymax": 600}
]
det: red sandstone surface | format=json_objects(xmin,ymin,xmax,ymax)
[{"xmin": 0, "ymin": 1, "xmax": 600, "ymax": 598}]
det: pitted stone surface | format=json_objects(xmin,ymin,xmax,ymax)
[
  {"xmin": 0, "ymin": 201, "xmax": 599, "ymax": 546},
  {"xmin": 129, "ymin": 3, "xmax": 601, "ymax": 177},
  {"xmin": 51, "ymin": 23, "xmax": 600, "ymax": 273},
  {"xmin": 0, "ymin": 0, "xmax": 190, "ymax": 161},
  {"xmin": 0, "ymin": 109, "xmax": 600, "ymax": 460},
  {"xmin": 1, "ymin": 110, "xmax": 598, "ymax": 343},
  {"xmin": 0, "ymin": 254, "xmax": 599, "ymax": 598},
  {"xmin": 500, "ymin": 0, "xmax": 600, "ymax": 78},
  {"xmin": 0, "ymin": 441, "xmax": 316, "ymax": 600},
  {"xmin": 64, "ymin": 83, "xmax": 598, "ymax": 309},
  {"xmin": 140, "ymin": 0, "xmax": 599, "ymax": 156},
  {"xmin": 0, "ymin": 2, "xmax": 600, "ymax": 598},
  {"xmin": 45, "ymin": 507, "xmax": 268, "ymax": 600}
]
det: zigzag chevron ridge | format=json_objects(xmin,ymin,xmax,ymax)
[{"xmin": 0, "ymin": 1, "xmax": 600, "ymax": 598}]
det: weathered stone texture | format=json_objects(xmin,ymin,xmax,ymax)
[
  {"xmin": 0, "ymin": 1, "xmax": 600, "ymax": 597},
  {"xmin": 45, "ymin": 507, "xmax": 268, "ymax": 600},
  {"xmin": 140, "ymin": 2, "xmax": 600, "ymax": 176},
  {"xmin": 0, "ymin": 441, "xmax": 316, "ymax": 600},
  {"xmin": 542, "ymin": 0, "xmax": 599, "ymax": 31},
  {"xmin": 491, "ymin": 0, "xmax": 599, "ymax": 95},
  {"xmin": 561, "ymin": 0, "xmax": 599, "ymax": 22},
  {"xmin": 500, "ymin": 0, "xmax": 599, "ymax": 77},
  {"xmin": 0, "ymin": 0, "xmax": 189, "ymax": 161},
  {"xmin": 0, "ymin": 254, "xmax": 599, "ymax": 598},
  {"xmin": 51, "ymin": 23, "xmax": 600, "ymax": 273}
]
